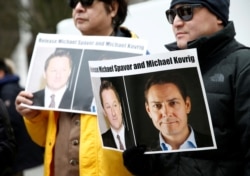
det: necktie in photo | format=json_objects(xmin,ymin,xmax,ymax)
[
  {"xmin": 117, "ymin": 134, "xmax": 124, "ymax": 150},
  {"xmin": 49, "ymin": 94, "xmax": 55, "ymax": 108},
  {"xmin": 161, "ymin": 143, "xmax": 168, "ymax": 151}
]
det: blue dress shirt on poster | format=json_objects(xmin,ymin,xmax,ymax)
[{"xmin": 160, "ymin": 127, "xmax": 197, "ymax": 151}]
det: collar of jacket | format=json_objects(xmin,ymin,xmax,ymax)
[{"xmin": 114, "ymin": 26, "xmax": 138, "ymax": 38}]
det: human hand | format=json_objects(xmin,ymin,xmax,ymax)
[
  {"xmin": 15, "ymin": 91, "xmax": 40, "ymax": 119},
  {"xmin": 123, "ymin": 145, "xmax": 157, "ymax": 176}
]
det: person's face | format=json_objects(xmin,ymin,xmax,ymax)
[
  {"xmin": 44, "ymin": 56, "xmax": 71, "ymax": 92},
  {"xmin": 102, "ymin": 89, "xmax": 123, "ymax": 131},
  {"xmin": 172, "ymin": 4, "xmax": 223, "ymax": 49},
  {"xmin": 145, "ymin": 83, "xmax": 191, "ymax": 138},
  {"xmin": 72, "ymin": 0, "xmax": 118, "ymax": 36}
]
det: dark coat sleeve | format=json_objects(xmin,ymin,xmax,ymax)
[
  {"xmin": 0, "ymin": 83, "xmax": 44, "ymax": 171},
  {"xmin": 0, "ymin": 99, "xmax": 16, "ymax": 175}
]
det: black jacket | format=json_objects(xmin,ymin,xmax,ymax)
[
  {"xmin": 123, "ymin": 22, "xmax": 250, "ymax": 176},
  {"xmin": 102, "ymin": 128, "xmax": 135, "ymax": 149},
  {"xmin": 0, "ymin": 75, "xmax": 44, "ymax": 172},
  {"xmin": 0, "ymin": 99, "xmax": 16, "ymax": 175}
]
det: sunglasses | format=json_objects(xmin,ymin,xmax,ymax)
[
  {"xmin": 165, "ymin": 4, "xmax": 202, "ymax": 24},
  {"xmin": 68, "ymin": 0, "xmax": 95, "ymax": 8}
]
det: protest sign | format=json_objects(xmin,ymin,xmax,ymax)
[
  {"xmin": 89, "ymin": 49, "xmax": 216, "ymax": 154},
  {"xmin": 23, "ymin": 33, "xmax": 148, "ymax": 114}
]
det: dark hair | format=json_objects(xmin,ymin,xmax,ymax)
[
  {"xmin": 44, "ymin": 49, "xmax": 72, "ymax": 71},
  {"xmin": 102, "ymin": 0, "xmax": 128, "ymax": 30},
  {"xmin": 68, "ymin": 0, "xmax": 127, "ymax": 30},
  {"xmin": 0, "ymin": 59, "xmax": 12, "ymax": 74},
  {"xmin": 144, "ymin": 71, "xmax": 188, "ymax": 103},
  {"xmin": 99, "ymin": 80, "xmax": 121, "ymax": 107}
]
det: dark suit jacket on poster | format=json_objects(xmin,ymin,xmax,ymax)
[
  {"xmin": 149, "ymin": 129, "xmax": 213, "ymax": 151},
  {"xmin": 32, "ymin": 89, "xmax": 73, "ymax": 109},
  {"xmin": 102, "ymin": 128, "xmax": 135, "ymax": 149}
]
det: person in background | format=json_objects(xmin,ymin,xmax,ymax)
[
  {"xmin": 15, "ymin": 0, "xmax": 138, "ymax": 175},
  {"xmin": 100, "ymin": 80, "xmax": 135, "ymax": 150},
  {"xmin": 0, "ymin": 59, "xmax": 44, "ymax": 176},
  {"xmin": 0, "ymin": 98, "xmax": 16, "ymax": 176},
  {"xmin": 123, "ymin": 0, "xmax": 250, "ymax": 175}
]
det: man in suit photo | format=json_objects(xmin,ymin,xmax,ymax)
[
  {"xmin": 99, "ymin": 80, "xmax": 134, "ymax": 150},
  {"xmin": 144, "ymin": 71, "xmax": 213, "ymax": 151},
  {"xmin": 32, "ymin": 49, "xmax": 73, "ymax": 109}
]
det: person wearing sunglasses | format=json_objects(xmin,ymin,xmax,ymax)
[
  {"xmin": 69, "ymin": 0, "xmax": 137, "ymax": 37},
  {"xmin": 15, "ymin": 0, "xmax": 138, "ymax": 176},
  {"xmin": 123, "ymin": 0, "xmax": 250, "ymax": 176}
]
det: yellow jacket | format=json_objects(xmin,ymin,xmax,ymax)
[{"xmin": 24, "ymin": 111, "xmax": 132, "ymax": 176}]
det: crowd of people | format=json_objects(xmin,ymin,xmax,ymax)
[{"xmin": 1, "ymin": 0, "xmax": 250, "ymax": 176}]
